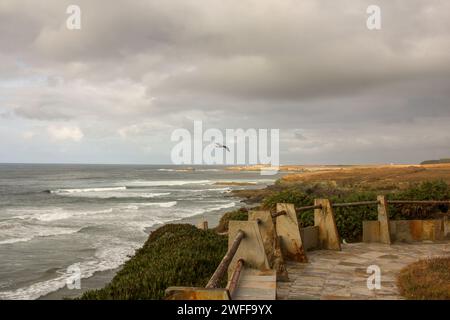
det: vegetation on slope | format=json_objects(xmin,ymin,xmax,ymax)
[
  {"xmin": 79, "ymin": 224, "xmax": 227, "ymax": 300},
  {"xmin": 214, "ymin": 207, "xmax": 249, "ymax": 233}
]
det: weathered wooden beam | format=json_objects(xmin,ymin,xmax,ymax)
[
  {"xmin": 226, "ymin": 259, "xmax": 244, "ymax": 298},
  {"xmin": 314, "ymin": 199, "xmax": 341, "ymax": 250},
  {"xmin": 249, "ymin": 211, "xmax": 276, "ymax": 264},
  {"xmin": 206, "ymin": 230, "xmax": 244, "ymax": 288},
  {"xmin": 249, "ymin": 210, "xmax": 288, "ymax": 280},
  {"xmin": 387, "ymin": 200, "xmax": 450, "ymax": 205},
  {"xmin": 276, "ymin": 203, "xmax": 308, "ymax": 262},
  {"xmin": 332, "ymin": 201, "xmax": 379, "ymax": 208},
  {"xmin": 197, "ymin": 220, "xmax": 208, "ymax": 230},
  {"xmin": 273, "ymin": 235, "xmax": 289, "ymax": 281},
  {"xmin": 297, "ymin": 205, "xmax": 323, "ymax": 211},
  {"xmin": 227, "ymin": 221, "xmax": 270, "ymax": 281},
  {"xmin": 271, "ymin": 210, "xmax": 286, "ymax": 218},
  {"xmin": 377, "ymin": 195, "xmax": 391, "ymax": 244}
]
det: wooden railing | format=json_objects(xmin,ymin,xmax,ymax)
[
  {"xmin": 206, "ymin": 230, "xmax": 245, "ymax": 289},
  {"xmin": 165, "ymin": 197, "xmax": 449, "ymax": 300},
  {"xmin": 275, "ymin": 200, "xmax": 450, "ymax": 217}
]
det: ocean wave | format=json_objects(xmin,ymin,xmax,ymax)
[
  {"xmin": 186, "ymin": 187, "xmax": 231, "ymax": 193},
  {"xmin": 0, "ymin": 237, "xmax": 34, "ymax": 245},
  {"xmin": 12, "ymin": 208, "xmax": 114, "ymax": 222},
  {"xmin": 0, "ymin": 242, "xmax": 139, "ymax": 300},
  {"xmin": 205, "ymin": 202, "xmax": 236, "ymax": 212},
  {"xmin": 54, "ymin": 191, "xmax": 171, "ymax": 199},
  {"xmin": 124, "ymin": 201, "xmax": 177, "ymax": 210},
  {"xmin": 124, "ymin": 180, "xmax": 213, "ymax": 187},
  {"xmin": 183, "ymin": 202, "xmax": 237, "ymax": 217},
  {"xmin": 49, "ymin": 186, "xmax": 127, "ymax": 194},
  {"xmin": 0, "ymin": 224, "xmax": 82, "ymax": 246}
]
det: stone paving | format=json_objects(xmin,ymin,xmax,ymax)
[{"xmin": 277, "ymin": 241, "xmax": 450, "ymax": 300}]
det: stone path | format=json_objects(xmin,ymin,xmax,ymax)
[{"xmin": 277, "ymin": 241, "xmax": 450, "ymax": 300}]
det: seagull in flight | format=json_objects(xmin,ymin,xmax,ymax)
[{"xmin": 215, "ymin": 143, "xmax": 230, "ymax": 152}]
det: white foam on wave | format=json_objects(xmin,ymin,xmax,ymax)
[
  {"xmin": 0, "ymin": 237, "xmax": 34, "ymax": 245},
  {"xmin": 186, "ymin": 187, "xmax": 231, "ymax": 193},
  {"xmin": 125, "ymin": 180, "xmax": 213, "ymax": 187},
  {"xmin": 50, "ymin": 186, "xmax": 127, "ymax": 194},
  {"xmin": 0, "ymin": 222, "xmax": 82, "ymax": 246},
  {"xmin": 178, "ymin": 202, "xmax": 237, "ymax": 218},
  {"xmin": 124, "ymin": 201, "xmax": 177, "ymax": 211},
  {"xmin": 11, "ymin": 207, "xmax": 114, "ymax": 222},
  {"xmin": 203, "ymin": 201, "xmax": 236, "ymax": 213},
  {"xmin": 0, "ymin": 241, "xmax": 139, "ymax": 300},
  {"xmin": 55, "ymin": 191, "xmax": 171, "ymax": 199}
]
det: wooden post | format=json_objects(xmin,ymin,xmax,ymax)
[
  {"xmin": 248, "ymin": 211, "xmax": 276, "ymax": 264},
  {"xmin": 314, "ymin": 199, "xmax": 341, "ymax": 250},
  {"xmin": 227, "ymin": 221, "xmax": 270, "ymax": 280},
  {"xmin": 275, "ymin": 203, "xmax": 308, "ymax": 262},
  {"xmin": 249, "ymin": 210, "xmax": 289, "ymax": 280},
  {"xmin": 197, "ymin": 220, "xmax": 208, "ymax": 230},
  {"xmin": 377, "ymin": 195, "xmax": 391, "ymax": 245},
  {"xmin": 273, "ymin": 235, "xmax": 289, "ymax": 281},
  {"xmin": 226, "ymin": 259, "xmax": 244, "ymax": 298},
  {"xmin": 206, "ymin": 230, "xmax": 245, "ymax": 288}
]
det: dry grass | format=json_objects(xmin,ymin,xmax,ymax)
[
  {"xmin": 397, "ymin": 257, "xmax": 450, "ymax": 300},
  {"xmin": 280, "ymin": 164, "xmax": 450, "ymax": 190}
]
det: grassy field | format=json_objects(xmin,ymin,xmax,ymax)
[
  {"xmin": 232, "ymin": 164, "xmax": 450, "ymax": 202},
  {"xmin": 278, "ymin": 164, "xmax": 450, "ymax": 190}
]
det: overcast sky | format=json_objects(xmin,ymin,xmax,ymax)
[{"xmin": 1, "ymin": 0, "xmax": 449, "ymax": 165}]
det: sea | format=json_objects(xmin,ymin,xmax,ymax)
[{"xmin": 0, "ymin": 164, "xmax": 283, "ymax": 300}]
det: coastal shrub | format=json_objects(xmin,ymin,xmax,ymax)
[
  {"xmin": 214, "ymin": 208, "xmax": 249, "ymax": 233},
  {"xmin": 330, "ymin": 192, "xmax": 379, "ymax": 242},
  {"xmin": 292, "ymin": 191, "xmax": 379, "ymax": 241},
  {"xmin": 258, "ymin": 181, "xmax": 450, "ymax": 242},
  {"xmin": 262, "ymin": 189, "xmax": 315, "ymax": 228},
  {"xmin": 262, "ymin": 189, "xmax": 314, "ymax": 211},
  {"xmin": 79, "ymin": 224, "xmax": 227, "ymax": 300}
]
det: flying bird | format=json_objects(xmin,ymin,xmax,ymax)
[{"xmin": 215, "ymin": 143, "xmax": 230, "ymax": 152}]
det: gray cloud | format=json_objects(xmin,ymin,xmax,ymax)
[{"xmin": 1, "ymin": 0, "xmax": 450, "ymax": 163}]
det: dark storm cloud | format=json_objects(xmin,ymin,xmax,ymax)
[{"xmin": 0, "ymin": 0, "xmax": 450, "ymax": 163}]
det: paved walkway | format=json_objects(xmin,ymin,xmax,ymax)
[
  {"xmin": 277, "ymin": 241, "xmax": 450, "ymax": 300},
  {"xmin": 231, "ymin": 269, "xmax": 276, "ymax": 300}
]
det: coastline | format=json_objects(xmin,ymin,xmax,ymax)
[
  {"xmin": 36, "ymin": 164, "xmax": 450, "ymax": 300},
  {"xmin": 38, "ymin": 200, "xmax": 241, "ymax": 300}
]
